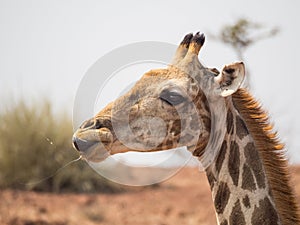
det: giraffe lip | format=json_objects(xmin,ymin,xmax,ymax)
[
  {"xmin": 72, "ymin": 129, "xmax": 112, "ymax": 162},
  {"xmin": 72, "ymin": 136, "xmax": 99, "ymax": 152},
  {"xmin": 73, "ymin": 128, "xmax": 113, "ymax": 149}
]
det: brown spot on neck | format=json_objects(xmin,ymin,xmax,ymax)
[
  {"xmin": 220, "ymin": 220, "xmax": 228, "ymax": 225},
  {"xmin": 242, "ymin": 195, "xmax": 251, "ymax": 208},
  {"xmin": 215, "ymin": 140, "xmax": 227, "ymax": 174},
  {"xmin": 235, "ymin": 115, "xmax": 249, "ymax": 139},
  {"xmin": 251, "ymin": 197, "xmax": 279, "ymax": 225},
  {"xmin": 244, "ymin": 142, "xmax": 266, "ymax": 189},
  {"xmin": 228, "ymin": 141, "xmax": 240, "ymax": 186},
  {"xmin": 241, "ymin": 164, "xmax": 256, "ymax": 191},
  {"xmin": 226, "ymin": 109, "xmax": 234, "ymax": 134},
  {"xmin": 206, "ymin": 170, "xmax": 217, "ymax": 189},
  {"xmin": 229, "ymin": 199, "xmax": 246, "ymax": 225},
  {"xmin": 214, "ymin": 182, "xmax": 231, "ymax": 214}
]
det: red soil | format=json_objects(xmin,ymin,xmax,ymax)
[{"xmin": 1, "ymin": 166, "xmax": 300, "ymax": 225}]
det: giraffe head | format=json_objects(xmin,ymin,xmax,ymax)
[{"xmin": 73, "ymin": 32, "xmax": 245, "ymax": 168}]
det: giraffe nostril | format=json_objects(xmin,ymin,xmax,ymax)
[
  {"xmin": 79, "ymin": 118, "xmax": 113, "ymax": 134},
  {"xmin": 80, "ymin": 119, "xmax": 94, "ymax": 129},
  {"xmin": 94, "ymin": 119, "xmax": 102, "ymax": 129},
  {"xmin": 80, "ymin": 118, "xmax": 103, "ymax": 130}
]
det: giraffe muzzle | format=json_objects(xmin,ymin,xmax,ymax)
[{"xmin": 72, "ymin": 119, "xmax": 114, "ymax": 162}]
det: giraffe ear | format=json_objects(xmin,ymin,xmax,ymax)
[{"xmin": 215, "ymin": 62, "xmax": 245, "ymax": 97}]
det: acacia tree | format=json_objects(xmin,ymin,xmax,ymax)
[{"xmin": 211, "ymin": 18, "xmax": 279, "ymax": 87}]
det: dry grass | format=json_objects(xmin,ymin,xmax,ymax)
[{"xmin": 0, "ymin": 99, "xmax": 122, "ymax": 193}]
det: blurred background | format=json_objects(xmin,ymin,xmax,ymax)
[{"xmin": 0, "ymin": 0, "xmax": 299, "ymax": 225}]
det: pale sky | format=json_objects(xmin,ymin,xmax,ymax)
[{"xmin": 1, "ymin": 0, "xmax": 300, "ymax": 163}]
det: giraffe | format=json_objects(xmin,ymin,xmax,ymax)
[{"xmin": 72, "ymin": 32, "xmax": 300, "ymax": 224}]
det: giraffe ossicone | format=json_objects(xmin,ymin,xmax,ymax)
[{"xmin": 72, "ymin": 32, "xmax": 300, "ymax": 225}]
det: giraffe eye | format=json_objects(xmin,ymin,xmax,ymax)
[{"xmin": 160, "ymin": 90, "xmax": 186, "ymax": 106}]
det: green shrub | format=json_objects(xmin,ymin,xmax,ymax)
[{"xmin": 0, "ymin": 99, "xmax": 123, "ymax": 193}]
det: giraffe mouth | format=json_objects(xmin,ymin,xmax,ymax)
[{"xmin": 72, "ymin": 128, "xmax": 114, "ymax": 162}]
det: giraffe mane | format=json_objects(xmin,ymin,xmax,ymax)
[{"xmin": 232, "ymin": 88, "xmax": 300, "ymax": 225}]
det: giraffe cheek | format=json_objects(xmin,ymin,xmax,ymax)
[
  {"xmin": 128, "ymin": 116, "xmax": 167, "ymax": 150},
  {"xmin": 129, "ymin": 104, "xmax": 139, "ymax": 118}
]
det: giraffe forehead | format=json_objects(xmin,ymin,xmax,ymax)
[
  {"xmin": 131, "ymin": 71, "xmax": 190, "ymax": 97},
  {"xmin": 144, "ymin": 67, "xmax": 187, "ymax": 78},
  {"xmin": 142, "ymin": 66, "xmax": 216, "ymax": 89}
]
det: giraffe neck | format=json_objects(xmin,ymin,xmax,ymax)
[{"xmin": 206, "ymin": 100, "xmax": 281, "ymax": 225}]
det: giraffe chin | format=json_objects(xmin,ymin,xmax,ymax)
[{"xmin": 80, "ymin": 142, "xmax": 111, "ymax": 163}]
